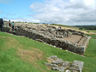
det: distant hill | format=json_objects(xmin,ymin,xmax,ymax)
[{"xmin": 75, "ymin": 25, "xmax": 96, "ymax": 30}]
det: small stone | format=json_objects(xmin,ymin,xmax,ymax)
[
  {"xmin": 58, "ymin": 67, "xmax": 65, "ymax": 72},
  {"xmin": 62, "ymin": 61, "xmax": 70, "ymax": 68},
  {"xmin": 49, "ymin": 56, "xmax": 57, "ymax": 59},
  {"xmin": 52, "ymin": 58, "xmax": 64, "ymax": 64},
  {"xmin": 52, "ymin": 67, "xmax": 59, "ymax": 70},
  {"xmin": 65, "ymin": 70, "xmax": 71, "ymax": 72}
]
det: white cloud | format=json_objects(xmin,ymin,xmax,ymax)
[
  {"xmin": 30, "ymin": 0, "xmax": 96, "ymax": 25},
  {"xmin": 84, "ymin": 0, "xmax": 96, "ymax": 8},
  {"xmin": 10, "ymin": 18, "xmax": 40, "ymax": 23}
]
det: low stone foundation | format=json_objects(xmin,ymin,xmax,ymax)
[{"xmin": 2, "ymin": 23, "xmax": 91, "ymax": 55}]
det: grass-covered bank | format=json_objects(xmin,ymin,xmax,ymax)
[{"xmin": 0, "ymin": 32, "xmax": 96, "ymax": 72}]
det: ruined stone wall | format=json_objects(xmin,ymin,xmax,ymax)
[
  {"xmin": 2, "ymin": 23, "xmax": 91, "ymax": 55},
  {"xmin": 15, "ymin": 27, "xmax": 85, "ymax": 54}
]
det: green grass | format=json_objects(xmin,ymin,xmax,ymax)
[
  {"xmin": 87, "ymin": 34, "xmax": 96, "ymax": 39},
  {"xmin": 88, "ymin": 30, "xmax": 96, "ymax": 33},
  {"xmin": 85, "ymin": 30, "xmax": 96, "ymax": 33},
  {"xmin": 0, "ymin": 32, "xmax": 96, "ymax": 72}
]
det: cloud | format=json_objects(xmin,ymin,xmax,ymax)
[
  {"xmin": 30, "ymin": 0, "xmax": 96, "ymax": 25},
  {"xmin": 11, "ymin": 18, "xmax": 40, "ymax": 23}
]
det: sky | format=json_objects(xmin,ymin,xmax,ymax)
[{"xmin": 0, "ymin": 0, "xmax": 96, "ymax": 25}]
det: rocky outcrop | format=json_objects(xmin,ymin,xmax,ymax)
[
  {"xmin": 46, "ymin": 56, "xmax": 84, "ymax": 72},
  {"xmin": 3, "ymin": 23, "xmax": 91, "ymax": 54}
]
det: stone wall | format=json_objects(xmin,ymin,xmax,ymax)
[{"xmin": 2, "ymin": 23, "xmax": 91, "ymax": 55}]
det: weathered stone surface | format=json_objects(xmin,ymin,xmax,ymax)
[
  {"xmin": 46, "ymin": 56, "xmax": 84, "ymax": 72},
  {"xmin": 70, "ymin": 60, "xmax": 84, "ymax": 72}
]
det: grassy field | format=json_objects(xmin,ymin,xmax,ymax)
[
  {"xmin": 87, "ymin": 30, "xmax": 96, "ymax": 33},
  {"xmin": 0, "ymin": 32, "xmax": 96, "ymax": 72}
]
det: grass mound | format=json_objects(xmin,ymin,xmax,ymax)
[{"xmin": 0, "ymin": 32, "xmax": 96, "ymax": 72}]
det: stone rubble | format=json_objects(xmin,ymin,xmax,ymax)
[{"xmin": 46, "ymin": 56, "xmax": 84, "ymax": 72}]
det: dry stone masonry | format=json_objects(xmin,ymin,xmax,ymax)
[
  {"xmin": 3, "ymin": 22, "xmax": 91, "ymax": 54},
  {"xmin": 46, "ymin": 56, "xmax": 84, "ymax": 72}
]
